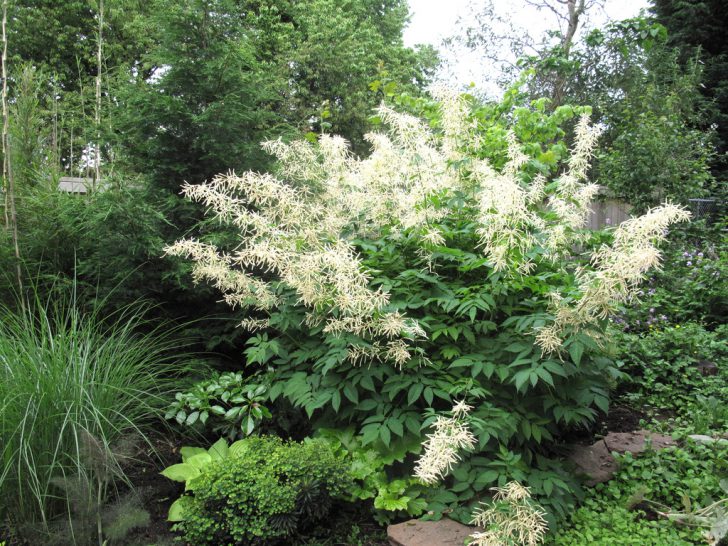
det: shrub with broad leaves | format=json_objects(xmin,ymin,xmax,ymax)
[{"xmin": 166, "ymin": 89, "xmax": 689, "ymax": 523}]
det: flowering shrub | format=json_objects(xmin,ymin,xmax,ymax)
[{"xmin": 166, "ymin": 91, "xmax": 689, "ymax": 522}]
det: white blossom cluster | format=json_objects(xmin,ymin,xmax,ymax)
[
  {"xmin": 470, "ymin": 482, "xmax": 548, "ymax": 546},
  {"xmin": 414, "ymin": 401, "xmax": 476, "ymax": 484},
  {"xmin": 536, "ymin": 203, "xmax": 691, "ymax": 353},
  {"xmin": 166, "ymin": 89, "xmax": 689, "ymax": 364}
]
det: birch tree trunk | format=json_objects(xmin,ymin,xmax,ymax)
[
  {"xmin": 94, "ymin": 0, "xmax": 103, "ymax": 187},
  {"xmin": 2, "ymin": 0, "xmax": 24, "ymax": 302}
]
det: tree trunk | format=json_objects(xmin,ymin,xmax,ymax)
[
  {"xmin": 94, "ymin": 0, "xmax": 103, "ymax": 187},
  {"xmin": 2, "ymin": 0, "xmax": 24, "ymax": 303}
]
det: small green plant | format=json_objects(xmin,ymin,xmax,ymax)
[
  {"xmin": 161, "ymin": 437, "xmax": 235, "ymax": 520},
  {"xmin": 165, "ymin": 372, "xmax": 271, "ymax": 439},
  {"xmin": 470, "ymin": 482, "xmax": 548, "ymax": 546},
  {"xmin": 316, "ymin": 428, "xmax": 430, "ymax": 524},
  {"xmin": 163, "ymin": 436, "xmax": 353, "ymax": 545}
]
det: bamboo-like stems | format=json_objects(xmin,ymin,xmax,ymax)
[{"xmin": 2, "ymin": 0, "xmax": 24, "ymax": 304}]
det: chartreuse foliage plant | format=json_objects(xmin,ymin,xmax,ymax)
[
  {"xmin": 166, "ymin": 89, "xmax": 690, "ymax": 524},
  {"xmin": 162, "ymin": 436, "xmax": 352, "ymax": 545}
]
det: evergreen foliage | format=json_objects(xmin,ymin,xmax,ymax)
[{"xmin": 653, "ymin": 0, "xmax": 728, "ymax": 182}]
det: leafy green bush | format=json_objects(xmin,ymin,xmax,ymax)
[
  {"xmin": 165, "ymin": 372, "xmax": 271, "ymax": 439},
  {"xmin": 168, "ymin": 91, "xmax": 689, "ymax": 525},
  {"xmin": 167, "ymin": 436, "xmax": 353, "ymax": 545},
  {"xmin": 615, "ymin": 322, "xmax": 728, "ymax": 431},
  {"xmin": 0, "ymin": 181, "xmax": 251, "ymax": 357},
  {"xmin": 0, "ymin": 291, "xmax": 191, "ymax": 544}
]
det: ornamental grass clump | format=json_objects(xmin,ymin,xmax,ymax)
[
  {"xmin": 0, "ymin": 291, "xmax": 191, "ymax": 543},
  {"xmin": 167, "ymin": 90, "xmax": 689, "ymax": 521}
]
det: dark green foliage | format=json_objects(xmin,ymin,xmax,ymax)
[
  {"xmin": 0, "ymin": 181, "xmax": 249, "ymax": 354},
  {"xmin": 577, "ymin": 18, "xmax": 715, "ymax": 211},
  {"xmin": 551, "ymin": 442, "xmax": 728, "ymax": 545},
  {"xmin": 115, "ymin": 0, "xmax": 286, "ymax": 193},
  {"xmin": 615, "ymin": 225, "xmax": 727, "ymax": 329},
  {"xmin": 653, "ymin": 0, "xmax": 728, "ymax": 179},
  {"xmin": 7, "ymin": 0, "xmax": 152, "ymax": 91},
  {"xmin": 166, "ymin": 372, "xmax": 271, "ymax": 440},
  {"xmin": 514, "ymin": 16, "xmax": 717, "ymax": 211},
  {"xmin": 174, "ymin": 436, "xmax": 353, "ymax": 546}
]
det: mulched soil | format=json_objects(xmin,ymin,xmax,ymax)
[
  {"xmin": 123, "ymin": 433, "xmax": 184, "ymax": 545},
  {"xmin": 557, "ymin": 404, "xmax": 646, "ymax": 447}
]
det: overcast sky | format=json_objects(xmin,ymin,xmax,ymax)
[{"xmin": 404, "ymin": 0, "xmax": 652, "ymax": 94}]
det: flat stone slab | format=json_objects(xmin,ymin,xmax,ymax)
[
  {"xmin": 688, "ymin": 434, "xmax": 728, "ymax": 446},
  {"xmin": 603, "ymin": 430, "xmax": 676, "ymax": 455},
  {"xmin": 568, "ymin": 439, "xmax": 619, "ymax": 485},
  {"xmin": 569, "ymin": 429, "xmax": 677, "ymax": 486},
  {"xmin": 388, "ymin": 518, "xmax": 476, "ymax": 546}
]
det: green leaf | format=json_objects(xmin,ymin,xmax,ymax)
[
  {"xmin": 358, "ymin": 399, "xmax": 378, "ymax": 411},
  {"xmin": 379, "ymin": 425, "xmax": 391, "ymax": 446},
  {"xmin": 161, "ymin": 463, "xmax": 200, "ymax": 483},
  {"xmin": 423, "ymin": 387, "xmax": 434, "ymax": 405},
  {"xmin": 360, "ymin": 375, "xmax": 376, "ymax": 392},
  {"xmin": 569, "ymin": 341, "xmax": 584, "ymax": 366},
  {"xmin": 407, "ymin": 383, "xmax": 424, "ymax": 405},
  {"xmin": 208, "ymin": 437, "xmax": 229, "ymax": 460},
  {"xmin": 343, "ymin": 384, "xmax": 359, "ymax": 404},
  {"xmin": 180, "ymin": 447, "xmax": 207, "ymax": 462},
  {"xmin": 168, "ymin": 496, "xmax": 193, "ymax": 522},
  {"xmin": 331, "ymin": 389, "xmax": 341, "ymax": 412},
  {"xmin": 185, "ymin": 453, "xmax": 212, "ymax": 469}
]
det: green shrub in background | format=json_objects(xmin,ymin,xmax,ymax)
[
  {"xmin": 0, "ymin": 290, "xmax": 191, "ymax": 544},
  {"xmin": 165, "ymin": 436, "xmax": 353, "ymax": 546},
  {"xmin": 614, "ymin": 223, "xmax": 726, "ymax": 331},
  {"xmin": 0, "ymin": 180, "xmax": 251, "ymax": 358},
  {"xmin": 614, "ymin": 322, "xmax": 728, "ymax": 433}
]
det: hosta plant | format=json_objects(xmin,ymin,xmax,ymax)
[{"xmin": 166, "ymin": 89, "xmax": 689, "ymax": 523}]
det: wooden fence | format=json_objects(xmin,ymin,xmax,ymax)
[{"xmin": 586, "ymin": 197, "xmax": 633, "ymax": 230}]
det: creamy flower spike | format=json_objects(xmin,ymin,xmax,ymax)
[
  {"xmin": 537, "ymin": 203, "xmax": 690, "ymax": 352},
  {"xmin": 414, "ymin": 401, "xmax": 477, "ymax": 484},
  {"xmin": 469, "ymin": 482, "xmax": 548, "ymax": 546},
  {"xmin": 166, "ymin": 90, "xmax": 689, "ymax": 365}
]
